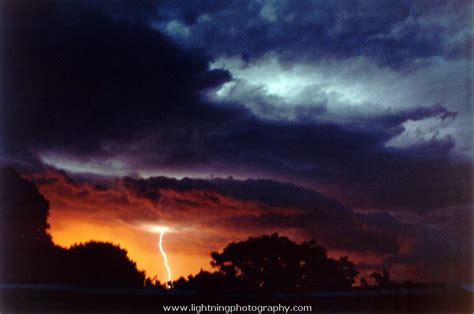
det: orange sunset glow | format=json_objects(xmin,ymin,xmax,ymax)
[
  {"xmin": 26, "ymin": 169, "xmax": 422, "ymax": 284},
  {"xmin": 48, "ymin": 213, "xmax": 213, "ymax": 281},
  {"xmin": 30, "ymin": 170, "xmax": 310, "ymax": 282}
]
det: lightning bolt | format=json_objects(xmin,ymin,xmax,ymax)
[
  {"xmin": 158, "ymin": 227, "xmax": 172, "ymax": 287},
  {"xmin": 142, "ymin": 224, "xmax": 173, "ymax": 288}
]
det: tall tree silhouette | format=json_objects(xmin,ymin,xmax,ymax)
[
  {"xmin": 0, "ymin": 168, "xmax": 51, "ymax": 244},
  {"xmin": 0, "ymin": 168, "xmax": 145, "ymax": 287},
  {"xmin": 210, "ymin": 233, "xmax": 358, "ymax": 292},
  {"xmin": 0, "ymin": 167, "xmax": 59, "ymax": 283}
]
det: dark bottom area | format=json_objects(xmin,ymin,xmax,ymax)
[{"xmin": 0, "ymin": 287, "xmax": 472, "ymax": 313}]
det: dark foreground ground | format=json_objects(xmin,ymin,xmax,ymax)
[{"xmin": 0, "ymin": 284, "xmax": 472, "ymax": 313}]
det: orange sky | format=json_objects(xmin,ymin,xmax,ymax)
[
  {"xmin": 48, "ymin": 210, "xmax": 214, "ymax": 281},
  {"xmin": 28, "ymin": 169, "xmax": 411, "ymax": 283},
  {"xmin": 31, "ymin": 170, "xmax": 308, "ymax": 281}
]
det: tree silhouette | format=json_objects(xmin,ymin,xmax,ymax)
[
  {"xmin": 360, "ymin": 277, "xmax": 369, "ymax": 288},
  {"xmin": 0, "ymin": 168, "xmax": 51, "ymax": 244},
  {"xmin": 145, "ymin": 275, "xmax": 163, "ymax": 289},
  {"xmin": 174, "ymin": 270, "xmax": 245, "ymax": 292},
  {"xmin": 64, "ymin": 241, "xmax": 145, "ymax": 287},
  {"xmin": 210, "ymin": 233, "xmax": 358, "ymax": 292},
  {"xmin": 0, "ymin": 167, "xmax": 60, "ymax": 283},
  {"xmin": 370, "ymin": 268, "xmax": 392, "ymax": 288},
  {"xmin": 0, "ymin": 168, "xmax": 145, "ymax": 287}
]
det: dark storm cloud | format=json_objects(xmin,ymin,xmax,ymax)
[
  {"xmin": 122, "ymin": 174, "xmax": 467, "ymax": 260},
  {"xmin": 124, "ymin": 175, "xmax": 351, "ymax": 215},
  {"xmin": 1, "ymin": 0, "xmax": 471, "ymax": 215},
  {"xmin": 126, "ymin": 107, "xmax": 470, "ymax": 212},
  {"xmin": 123, "ymin": 174, "xmax": 401, "ymax": 255},
  {"xmin": 155, "ymin": 0, "xmax": 472, "ymax": 68},
  {"xmin": 216, "ymin": 212, "xmax": 401, "ymax": 255},
  {"xmin": 2, "ymin": 0, "xmax": 230, "ymax": 155}
]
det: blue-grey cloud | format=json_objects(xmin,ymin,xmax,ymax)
[{"xmin": 154, "ymin": 0, "xmax": 472, "ymax": 68}]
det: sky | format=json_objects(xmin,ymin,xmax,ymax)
[{"xmin": 1, "ymin": 0, "xmax": 473, "ymax": 284}]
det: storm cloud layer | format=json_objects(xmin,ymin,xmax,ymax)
[{"xmin": 1, "ymin": 0, "xmax": 472, "ymax": 284}]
